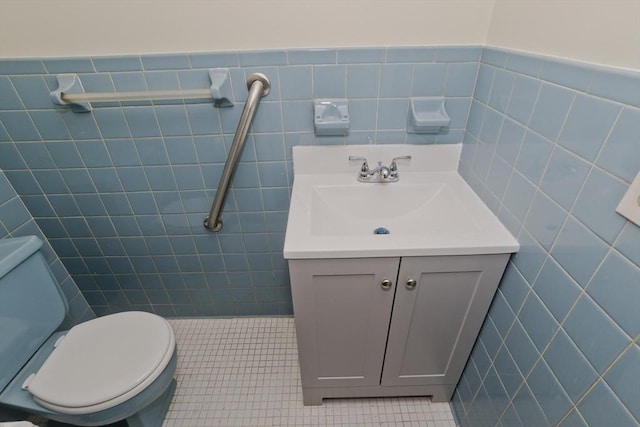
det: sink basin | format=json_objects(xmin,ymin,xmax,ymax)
[
  {"xmin": 284, "ymin": 144, "xmax": 519, "ymax": 259},
  {"xmin": 310, "ymin": 183, "xmax": 481, "ymax": 236}
]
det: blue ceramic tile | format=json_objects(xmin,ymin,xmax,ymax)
[
  {"xmin": 512, "ymin": 230, "xmax": 547, "ymax": 284},
  {"xmin": 258, "ymin": 162, "xmax": 288, "ymax": 187},
  {"xmin": 496, "ymin": 118, "xmax": 525, "ymax": 166},
  {"xmin": 74, "ymin": 195, "xmax": 107, "ymax": 216},
  {"xmin": 348, "ymin": 99, "xmax": 378, "ymax": 131},
  {"xmin": 615, "ymin": 223, "xmax": 640, "ymax": 267},
  {"xmin": 474, "ymin": 64, "xmax": 495, "ymax": 104},
  {"xmin": 111, "ymin": 72, "xmax": 148, "ymax": 92},
  {"xmin": 337, "ymin": 48, "xmax": 386, "ymax": 64},
  {"xmin": 189, "ymin": 52, "xmax": 239, "ymax": 68},
  {"xmin": 279, "ymin": 66, "xmax": 312, "ymax": 100},
  {"xmin": 4, "ymin": 170, "xmax": 42, "ymax": 195},
  {"xmin": 186, "ymin": 103, "xmax": 221, "ymax": 134},
  {"xmin": 527, "ymin": 360, "xmax": 573, "ymax": 425},
  {"xmin": 282, "ymin": 101, "xmax": 313, "ymax": 132},
  {"xmin": 62, "ymin": 217, "xmax": 92, "ymax": 237},
  {"xmin": 62, "ymin": 112, "xmax": 102, "ymax": 140},
  {"xmin": 100, "ymin": 193, "xmax": 133, "ymax": 215},
  {"xmin": 164, "ymin": 136, "xmax": 198, "ymax": 165},
  {"xmin": 0, "ymin": 111, "xmax": 40, "ymax": 141},
  {"xmin": 194, "ymin": 135, "xmax": 226, "ymax": 163},
  {"xmin": 505, "ymin": 52, "xmax": 543, "ymax": 77},
  {"xmin": 88, "ymin": 168, "xmax": 123, "ymax": 193},
  {"xmin": 386, "ymin": 47, "xmax": 435, "ymax": 63},
  {"xmin": 596, "ymin": 107, "xmax": 640, "ymax": 183},
  {"xmin": 486, "ymin": 156, "xmax": 512, "ymax": 200},
  {"xmin": 0, "ymin": 77, "xmax": 23, "ymax": 110},
  {"xmin": 524, "ymin": 191, "xmax": 567, "ymax": 250},
  {"xmin": 588, "ymin": 68, "xmax": 640, "ymax": 108},
  {"xmin": 287, "ymin": 49, "xmax": 336, "ymax": 65},
  {"xmin": 250, "ymin": 102, "xmax": 283, "ymax": 133},
  {"xmin": 532, "ymin": 257, "xmax": 581, "ymax": 322},
  {"xmin": 479, "ymin": 107, "xmax": 503, "ymax": 145},
  {"xmin": 529, "ymin": 83, "xmax": 575, "ymax": 141},
  {"xmin": 578, "ymin": 381, "xmax": 637, "ymax": 427},
  {"xmin": 104, "ymin": 139, "xmax": 141, "ymax": 166},
  {"xmin": 494, "ymin": 346, "xmax": 524, "ymax": 397},
  {"xmin": 123, "ymin": 107, "xmax": 162, "ymax": 138},
  {"xmin": 563, "ymin": 294, "xmax": 629, "ymax": 373},
  {"xmin": 72, "ymin": 140, "xmax": 110, "ymax": 168},
  {"xmin": 540, "ymin": 147, "xmax": 591, "ymax": 210},
  {"xmin": 572, "ymin": 168, "xmax": 628, "ymax": 245},
  {"xmin": 253, "ymin": 133, "xmax": 285, "ymax": 162},
  {"xmin": 443, "ymin": 98, "xmax": 471, "ymax": 129},
  {"xmin": 29, "ymin": 111, "xmax": 71, "ymax": 140},
  {"xmin": 141, "ymin": 54, "xmax": 190, "ymax": 70},
  {"xmin": 173, "ymin": 165, "xmax": 205, "ymax": 190},
  {"xmin": 154, "ymin": 105, "xmax": 191, "ymax": 136},
  {"xmin": 502, "ymin": 171, "xmax": 535, "ymax": 222},
  {"xmin": 46, "ymin": 141, "xmax": 84, "ymax": 168},
  {"xmin": 92, "ymin": 56, "xmax": 143, "ymax": 72},
  {"xmin": 482, "ymin": 48, "xmax": 509, "ymax": 67},
  {"xmin": 604, "ymin": 344, "xmax": 640, "ymax": 420},
  {"xmin": 505, "ymin": 319, "xmax": 540, "ymax": 376},
  {"xmin": 435, "ymin": 46, "xmax": 482, "ymax": 62},
  {"xmin": 444, "ymin": 63, "xmax": 478, "ymax": 97},
  {"xmin": 488, "ymin": 69, "xmax": 515, "ymax": 113},
  {"xmin": 488, "ymin": 290, "xmax": 515, "ymax": 337},
  {"xmin": 540, "ymin": 59, "xmax": 594, "ymax": 92},
  {"xmin": 117, "ymin": 167, "xmax": 150, "ymax": 192},
  {"xmin": 21, "ymin": 195, "xmax": 55, "ymax": 217},
  {"xmin": 239, "ymin": 50, "xmax": 287, "ymax": 67},
  {"xmin": 551, "ymin": 215, "xmax": 609, "ymax": 287},
  {"xmin": 377, "ymin": 99, "xmax": 408, "ymax": 129},
  {"xmin": 60, "ymin": 169, "xmax": 95, "ymax": 193},
  {"xmin": 78, "ymin": 73, "xmax": 116, "ymax": 94},
  {"xmin": 435, "ymin": 129, "xmax": 465, "ymax": 144},
  {"xmin": 586, "ymin": 251, "xmax": 640, "ymax": 337},
  {"xmin": 155, "ymin": 192, "xmax": 184, "ymax": 214},
  {"xmin": 346, "ymin": 64, "xmax": 380, "ymax": 98},
  {"xmin": 134, "ymin": 138, "xmax": 169, "ymax": 165},
  {"xmin": 512, "ymin": 384, "xmax": 549, "ymax": 426},
  {"xmin": 0, "ymin": 197, "xmax": 31, "ymax": 230},
  {"xmin": 515, "ymin": 131, "xmax": 553, "ymax": 185},
  {"xmin": 176, "ymin": 69, "xmax": 210, "ymax": 91},
  {"xmin": 499, "ymin": 263, "xmax": 530, "ymax": 313},
  {"xmin": 16, "ymin": 142, "xmax": 55, "ymax": 169},
  {"xmin": 519, "ymin": 291, "xmax": 559, "ymax": 351},
  {"xmin": 0, "ymin": 59, "xmax": 46, "ymax": 74},
  {"xmin": 111, "ymin": 217, "xmax": 142, "ymax": 236},
  {"xmin": 11, "ymin": 76, "xmax": 54, "ymax": 109},
  {"xmin": 507, "ymin": 75, "xmax": 541, "ymax": 126},
  {"xmin": 379, "ymin": 64, "xmax": 412, "ymax": 98},
  {"xmin": 127, "ymin": 192, "xmax": 158, "ymax": 215},
  {"xmin": 43, "ymin": 58, "xmax": 95, "ymax": 73},
  {"xmin": 412, "ymin": 63, "xmax": 447, "ymax": 96},
  {"xmin": 144, "ymin": 70, "xmax": 180, "ymax": 91},
  {"xmin": 93, "ymin": 108, "xmax": 132, "ymax": 139},
  {"xmin": 313, "ymin": 65, "xmax": 346, "ymax": 98},
  {"xmin": 558, "ymin": 94, "xmax": 621, "ymax": 161},
  {"xmin": 238, "ymin": 212, "xmax": 266, "ymax": 233}
]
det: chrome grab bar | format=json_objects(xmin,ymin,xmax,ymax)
[{"xmin": 203, "ymin": 73, "xmax": 270, "ymax": 231}]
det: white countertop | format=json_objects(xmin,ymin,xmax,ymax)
[{"xmin": 283, "ymin": 144, "xmax": 519, "ymax": 259}]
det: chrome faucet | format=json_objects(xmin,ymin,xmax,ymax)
[{"xmin": 348, "ymin": 155, "xmax": 412, "ymax": 183}]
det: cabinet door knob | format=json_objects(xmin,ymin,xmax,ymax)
[
  {"xmin": 406, "ymin": 278, "xmax": 417, "ymax": 289},
  {"xmin": 381, "ymin": 279, "xmax": 392, "ymax": 290}
]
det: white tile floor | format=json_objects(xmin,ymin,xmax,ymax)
[{"xmin": 164, "ymin": 317, "xmax": 457, "ymax": 427}]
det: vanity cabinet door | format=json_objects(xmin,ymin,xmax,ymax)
[
  {"xmin": 289, "ymin": 257, "xmax": 400, "ymax": 389},
  {"xmin": 381, "ymin": 254, "xmax": 509, "ymax": 388}
]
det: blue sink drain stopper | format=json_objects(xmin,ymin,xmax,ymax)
[{"xmin": 373, "ymin": 227, "xmax": 390, "ymax": 235}]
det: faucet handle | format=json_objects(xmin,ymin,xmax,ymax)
[
  {"xmin": 390, "ymin": 155, "xmax": 412, "ymax": 171},
  {"xmin": 349, "ymin": 156, "xmax": 370, "ymax": 178}
]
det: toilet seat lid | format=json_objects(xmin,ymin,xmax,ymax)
[{"xmin": 27, "ymin": 311, "xmax": 175, "ymax": 414}]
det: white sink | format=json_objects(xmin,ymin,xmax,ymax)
[{"xmin": 284, "ymin": 144, "xmax": 519, "ymax": 259}]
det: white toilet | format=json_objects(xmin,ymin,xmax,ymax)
[{"xmin": 0, "ymin": 236, "xmax": 178, "ymax": 426}]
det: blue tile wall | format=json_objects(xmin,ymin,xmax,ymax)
[
  {"xmin": 0, "ymin": 169, "xmax": 94, "ymax": 328},
  {"xmin": 0, "ymin": 46, "xmax": 480, "ymax": 317},
  {"xmin": 454, "ymin": 47, "xmax": 639, "ymax": 426}
]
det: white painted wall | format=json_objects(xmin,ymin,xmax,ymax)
[
  {"xmin": 0, "ymin": 0, "xmax": 495, "ymax": 58},
  {"xmin": 486, "ymin": 0, "xmax": 640, "ymax": 70},
  {"xmin": 2, "ymin": 0, "xmax": 638, "ymax": 70}
]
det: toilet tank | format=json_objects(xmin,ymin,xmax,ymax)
[{"xmin": 0, "ymin": 236, "xmax": 67, "ymax": 393}]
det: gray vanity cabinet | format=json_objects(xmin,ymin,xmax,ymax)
[{"xmin": 289, "ymin": 253, "xmax": 510, "ymax": 405}]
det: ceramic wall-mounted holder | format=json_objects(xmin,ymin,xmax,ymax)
[
  {"xmin": 50, "ymin": 74, "xmax": 92, "ymax": 113},
  {"xmin": 208, "ymin": 68, "xmax": 234, "ymax": 107},
  {"xmin": 407, "ymin": 97, "xmax": 450, "ymax": 134},
  {"xmin": 314, "ymin": 99, "xmax": 349, "ymax": 136}
]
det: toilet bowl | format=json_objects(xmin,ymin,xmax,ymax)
[{"xmin": 0, "ymin": 236, "xmax": 177, "ymax": 426}]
